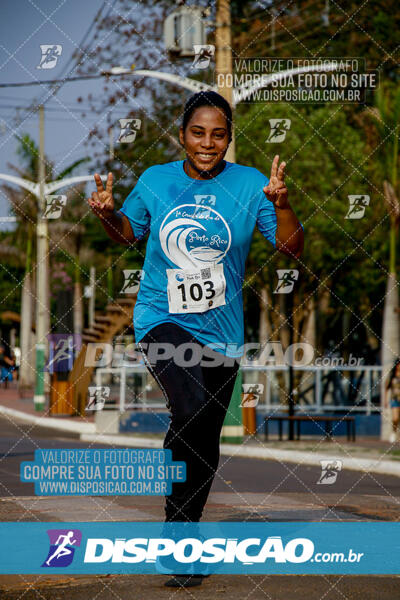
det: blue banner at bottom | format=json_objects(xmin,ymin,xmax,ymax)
[{"xmin": 0, "ymin": 522, "xmax": 398, "ymax": 575}]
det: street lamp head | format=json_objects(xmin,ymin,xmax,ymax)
[
  {"xmin": 102, "ymin": 66, "xmax": 134, "ymax": 76},
  {"xmin": 109, "ymin": 67, "xmax": 128, "ymax": 75}
]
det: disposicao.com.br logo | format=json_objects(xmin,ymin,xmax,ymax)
[
  {"xmin": 42, "ymin": 529, "xmax": 82, "ymax": 567},
  {"xmin": 82, "ymin": 535, "xmax": 362, "ymax": 566},
  {"xmin": 33, "ymin": 524, "xmax": 374, "ymax": 575}
]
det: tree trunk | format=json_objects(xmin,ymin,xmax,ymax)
[
  {"xmin": 74, "ymin": 281, "xmax": 83, "ymax": 336},
  {"xmin": 273, "ymin": 293, "xmax": 289, "ymax": 405},
  {"xmin": 259, "ymin": 286, "xmax": 271, "ymax": 345},
  {"xmin": 299, "ymin": 297, "xmax": 316, "ymax": 405},
  {"xmin": 301, "ymin": 298, "xmax": 316, "ymax": 348},
  {"xmin": 278, "ymin": 293, "xmax": 290, "ymax": 350},
  {"xmin": 381, "ymin": 271, "xmax": 399, "ymax": 440},
  {"xmin": 255, "ymin": 286, "xmax": 272, "ymax": 402}
]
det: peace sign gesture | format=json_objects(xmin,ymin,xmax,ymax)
[
  {"xmin": 263, "ymin": 155, "xmax": 289, "ymax": 209},
  {"xmin": 87, "ymin": 172, "xmax": 114, "ymax": 220}
]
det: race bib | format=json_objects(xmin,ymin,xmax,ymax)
[{"xmin": 166, "ymin": 264, "xmax": 226, "ymax": 314}]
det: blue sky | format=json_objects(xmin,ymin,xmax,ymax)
[
  {"xmin": 0, "ymin": 0, "xmax": 214, "ymax": 229},
  {"xmin": 0, "ymin": 0, "xmax": 109, "ymax": 216},
  {"xmin": 0, "ymin": 0, "xmax": 139, "ymax": 225}
]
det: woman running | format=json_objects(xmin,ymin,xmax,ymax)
[{"xmin": 88, "ymin": 90, "xmax": 304, "ymax": 585}]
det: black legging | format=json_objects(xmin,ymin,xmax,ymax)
[{"xmin": 139, "ymin": 322, "xmax": 239, "ymax": 522}]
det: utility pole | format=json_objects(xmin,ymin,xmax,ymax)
[
  {"xmin": 34, "ymin": 105, "xmax": 47, "ymax": 411},
  {"xmin": 215, "ymin": 0, "xmax": 235, "ymax": 162},
  {"xmin": 108, "ymin": 126, "xmax": 114, "ymax": 161}
]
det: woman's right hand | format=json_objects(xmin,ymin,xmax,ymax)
[{"xmin": 87, "ymin": 172, "xmax": 114, "ymax": 220}]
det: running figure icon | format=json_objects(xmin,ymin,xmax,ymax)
[
  {"xmin": 37, "ymin": 45, "xmax": 62, "ymax": 69},
  {"xmin": 45, "ymin": 531, "xmax": 77, "ymax": 566},
  {"xmin": 266, "ymin": 119, "xmax": 291, "ymax": 143},
  {"xmin": 274, "ymin": 269, "xmax": 299, "ymax": 293}
]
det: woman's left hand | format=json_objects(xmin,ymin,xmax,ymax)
[{"xmin": 264, "ymin": 154, "xmax": 289, "ymax": 209}]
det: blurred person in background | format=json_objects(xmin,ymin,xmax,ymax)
[
  {"xmin": 385, "ymin": 359, "xmax": 400, "ymax": 443},
  {"xmin": 0, "ymin": 345, "xmax": 15, "ymax": 388}
]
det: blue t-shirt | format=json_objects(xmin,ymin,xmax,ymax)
[{"xmin": 119, "ymin": 159, "xmax": 277, "ymax": 357}]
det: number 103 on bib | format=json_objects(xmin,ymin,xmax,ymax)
[{"xmin": 166, "ymin": 264, "xmax": 226, "ymax": 314}]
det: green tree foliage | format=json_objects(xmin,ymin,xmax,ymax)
[
  {"xmin": 236, "ymin": 101, "xmax": 381, "ymax": 353},
  {"xmin": 231, "ymin": 1, "xmax": 400, "ymax": 80}
]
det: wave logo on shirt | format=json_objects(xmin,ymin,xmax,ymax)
[{"xmin": 159, "ymin": 204, "xmax": 231, "ymax": 269}]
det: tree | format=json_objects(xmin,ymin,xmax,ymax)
[
  {"xmin": 230, "ymin": 1, "xmax": 400, "ymax": 81},
  {"xmin": 236, "ymin": 101, "xmax": 371, "ymax": 403},
  {"xmin": 1, "ymin": 135, "xmax": 89, "ymax": 390},
  {"xmin": 365, "ymin": 83, "xmax": 400, "ymax": 439}
]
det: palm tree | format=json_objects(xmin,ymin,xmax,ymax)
[
  {"xmin": 1, "ymin": 134, "xmax": 89, "ymax": 392},
  {"xmin": 2, "ymin": 139, "xmax": 38, "ymax": 391},
  {"xmin": 48, "ymin": 161, "xmax": 90, "ymax": 337},
  {"xmin": 48, "ymin": 180, "xmax": 100, "ymax": 337}
]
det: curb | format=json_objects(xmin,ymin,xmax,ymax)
[
  {"xmin": 80, "ymin": 433, "xmax": 400, "ymax": 478},
  {"xmin": 2, "ymin": 405, "xmax": 399, "ymax": 478},
  {"xmin": 220, "ymin": 443, "xmax": 400, "ymax": 478},
  {"xmin": 0, "ymin": 405, "xmax": 95, "ymax": 435}
]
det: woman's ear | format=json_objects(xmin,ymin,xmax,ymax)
[{"xmin": 179, "ymin": 127, "xmax": 185, "ymax": 147}]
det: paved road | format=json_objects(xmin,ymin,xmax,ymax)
[
  {"xmin": 1, "ymin": 574, "xmax": 400, "ymax": 600},
  {"xmin": 0, "ymin": 415, "xmax": 399, "ymax": 598},
  {"xmin": 0, "ymin": 415, "xmax": 399, "ymax": 500}
]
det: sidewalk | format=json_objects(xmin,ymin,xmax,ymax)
[
  {"xmin": 1, "ymin": 385, "xmax": 400, "ymax": 476},
  {"xmin": 0, "ymin": 384, "xmax": 95, "ymax": 434}
]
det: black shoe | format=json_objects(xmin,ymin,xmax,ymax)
[{"xmin": 164, "ymin": 574, "xmax": 209, "ymax": 588}]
